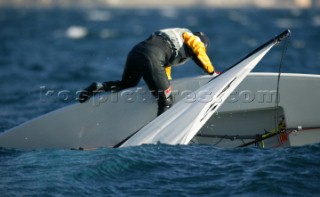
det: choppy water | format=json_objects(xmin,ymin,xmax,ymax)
[
  {"xmin": 1, "ymin": 7, "xmax": 320, "ymax": 196},
  {"xmin": 1, "ymin": 144, "xmax": 320, "ymax": 196}
]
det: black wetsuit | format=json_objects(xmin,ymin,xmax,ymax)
[
  {"xmin": 80, "ymin": 28, "xmax": 214, "ymax": 116},
  {"xmin": 121, "ymin": 35, "xmax": 172, "ymax": 95},
  {"xmin": 110, "ymin": 34, "xmax": 178, "ymax": 115}
]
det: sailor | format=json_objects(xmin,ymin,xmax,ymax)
[{"xmin": 79, "ymin": 28, "xmax": 215, "ymax": 115}]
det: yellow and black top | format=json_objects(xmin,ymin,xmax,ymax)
[{"xmin": 153, "ymin": 28, "xmax": 215, "ymax": 80}]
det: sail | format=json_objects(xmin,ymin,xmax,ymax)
[{"xmin": 120, "ymin": 30, "xmax": 291, "ymax": 147}]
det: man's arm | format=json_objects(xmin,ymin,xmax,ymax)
[{"xmin": 182, "ymin": 32, "xmax": 215, "ymax": 75}]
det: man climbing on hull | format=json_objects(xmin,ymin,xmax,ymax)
[{"xmin": 79, "ymin": 28, "xmax": 215, "ymax": 116}]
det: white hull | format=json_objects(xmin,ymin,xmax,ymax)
[{"xmin": 0, "ymin": 72, "xmax": 319, "ymax": 149}]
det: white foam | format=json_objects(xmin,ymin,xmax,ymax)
[
  {"xmin": 66, "ymin": 26, "xmax": 88, "ymax": 39},
  {"xmin": 87, "ymin": 10, "xmax": 111, "ymax": 21}
]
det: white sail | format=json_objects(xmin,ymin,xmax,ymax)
[{"xmin": 120, "ymin": 30, "xmax": 290, "ymax": 147}]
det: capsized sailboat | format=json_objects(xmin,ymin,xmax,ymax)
[
  {"xmin": 2, "ymin": 29, "xmax": 316, "ymax": 150},
  {"xmin": 119, "ymin": 30, "xmax": 291, "ymax": 147}
]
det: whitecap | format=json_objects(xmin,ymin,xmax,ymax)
[
  {"xmin": 87, "ymin": 10, "xmax": 112, "ymax": 21},
  {"xmin": 66, "ymin": 26, "xmax": 88, "ymax": 39}
]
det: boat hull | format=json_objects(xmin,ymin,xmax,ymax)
[{"xmin": 0, "ymin": 73, "xmax": 319, "ymax": 149}]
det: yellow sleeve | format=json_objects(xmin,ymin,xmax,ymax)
[
  {"xmin": 165, "ymin": 66, "xmax": 172, "ymax": 80},
  {"xmin": 182, "ymin": 32, "xmax": 214, "ymax": 74}
]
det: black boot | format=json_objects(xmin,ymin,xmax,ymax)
[
  {"xmin": 157, "ymin": 93, "xmax": 173, "ymax": 116},
  {"xmin": 79, "ymin": 81, "xmax": 123, "ymax": 103}
]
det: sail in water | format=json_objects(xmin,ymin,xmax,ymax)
[{"xmin": 120, "ymin": 29, "xmax": 291, "ymax": 147}]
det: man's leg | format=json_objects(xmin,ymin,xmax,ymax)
[
  {"xmin": 79, "ymin": 49, "xmax": 144, "ymax": 103},
  {"xmin": 142, "ymin": 56, "xmax": 173, "ymax": 116},
  {"xmin": 103, "ymin": 51, "xmax": 143, "ymax": 91}
]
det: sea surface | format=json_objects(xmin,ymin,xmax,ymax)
[{"xmin": 0, "ymin": 7, "xmax": 320, "ymax": 196}]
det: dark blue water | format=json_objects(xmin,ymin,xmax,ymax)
[
  {"xmin": 1, "ymin": 145, "xmax": 320, "ymax": 196},
  {"xmin": 1, "ymin": 7, "xmax": 320, "ymax": 196}
]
